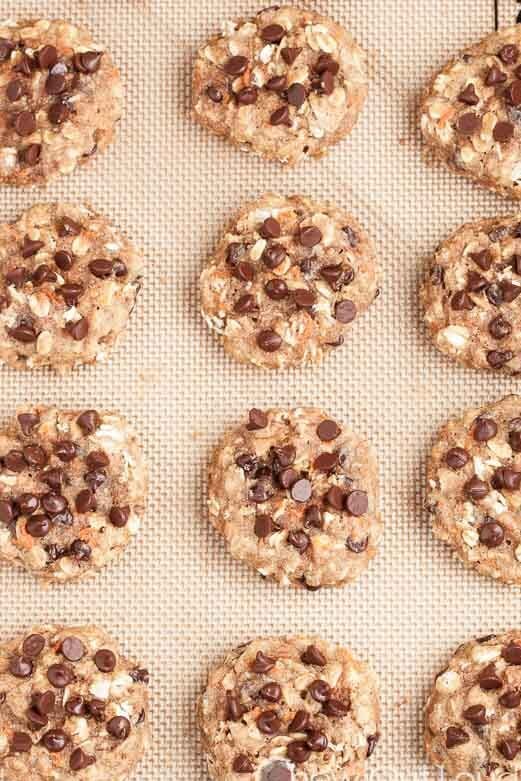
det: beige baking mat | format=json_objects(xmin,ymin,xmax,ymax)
[{"xmin": 1, "ymin": 0, "xmax": 521, "ymax": 779}]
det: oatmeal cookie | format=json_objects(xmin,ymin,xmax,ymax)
[
  {"xmin": 427, "ymin": 395, "xmax": 521, "ymax": 585},
  {"xmin": 0, "ymin": 406, "xmax": 147, "ymax": 584},
  {"xmin": 208, "ymin": 407, "xmax": 382, "ymax": 590},
  {"xmin": 421, "ymin": 26, "xmax": 521, "ymax": 199},
  {"xmin": 192, "ymin": 6, "xmax": 368, "ymax": 165},
  {"xmin": 422, "ymin": 214, "xmax": 521, "ymax": 373},
  {"xmin": 0, "ymin": 202, "xmax": 142, "ymax": 372},
  {"xmin": 0, "ymin": 18, "xmax": 122, "ymax": 185},
  {"xmin": 0, "ymin": 624, "xmax": 149, "ymax": 780},
  {"xmin": 425, "ymin": 632, "xmax": 521, "ymax": 779},
  {"xmin": 200, "ymin": 193, "xmax": 378, "ymax": 370},
  {"xmin": 198, "ymin": 636, "xmax": 380, "ymax": 781}
]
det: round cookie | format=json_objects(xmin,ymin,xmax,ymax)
[
  {"xmin": 0, "ymin": 624, "xmax": 149, "ymax": 780},
  {"xmin": 0, "ymin": 406, "xmax": 147, "ymax": 584},
  {"xmin": 422, "ymin": 214, "xmax": 521, "ymax": 373},
  {"xmin": 421, "ymin": 26, "xmax": 521, "ymax": 199},
  {"xmin": 425, "ymin": 632, "xmax": 521, "ymax": 779},
  {"xmin": 427, "ymin": 395, "xmax": 521, "ymax": 585},
  {"xmin": 208, "ymin": 407, "xmax": 382, "ymax": 589},
  {"xmin": 0, "ymin": 18, "xmax": 122, "ymax": 185},
  {"xmin": 192, "ymin": 6, "xmax": 368, "ymax": 166},
  {"xmin": 198, "ymin": 636, "xmax": 380, "ymax": 781},
  {"xmin": 0, "ymin": 202, "xmax": 142, "ymax": 371},
  {"xmin": 200, "ymin": 194, "xmax": 378, "ymax": 370}
]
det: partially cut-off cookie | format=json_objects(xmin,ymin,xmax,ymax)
[
  {"xmin": 208, "ymin": 407, "xmax": 382, "ymax": 589},
  {"xmin": 192, "ymin": 6, "xmax": 368, "ymax": 166},
  {"xmin": 0, "ymin": 406, "xmax": 147, "ymax": 584},
  {"xmin": 198, "ymin": 636, "xmax": 380, "ymax": 781},
  {"xmin": 425, "ymin": 632, "xmax": 521, "ymax": 779},
  {"xmin": 0, "ymin": 18, "xmax": 122, "ymax": 185},
  {"xmin": 422, "ymin": 26, "xmax": 521, "ymax": 198},
  {"xmin": 0, "ymin": 624, "xmax": 149, "ymax": 781},
  {"xmin": 427, "ymin": 395, "xmax": 521, "ymax": 585},
  {"xmin": 200, "ymin": 193, "xmax": 378, "ymax": 370},
  {"xmin": 0, "ymin": 202, "xmax": 142, "ymax": 371}
]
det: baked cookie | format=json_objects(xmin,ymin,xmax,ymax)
[
  {"xmin": 422, "ymin": 214, "xmax": 521, "ymax": 373},
  {"xmin": 208, "ymin": 407, "xmax": 382, "ymax": 590},
  {"xmin": 0, "ymin": 406, "xmax": 147, "ymax": 584},
  {"xmin": 198, "ymin": 636, "xmax": 380, "ymax": 781},
  {"xmin": 425, "ymin": 632, "xmax": 521, "ymax": 779},
  {"xmin": 0, "ymin": 624, "xmax": 149, "ymax": 780},
  {"xmin": 192, "ymin": 6, "xmax": 368, "ymax": 165},
  {"xmin": 200, "ymin": 194, "xmax": 378, "ymax": 370},
  {"xmin": 421, "ymin": 26, "xmax": 521, "ymax": 199},
  {"xmin": 427, "ymin": 395, "xmax": 521, "ymax": 585},
  {"xmin": 0, "ymin": 18, "xmax": 122, "ymax": 185},
  {"xmin": 0, "ymin": 202, "xmax": 142, "ymax": 372}
]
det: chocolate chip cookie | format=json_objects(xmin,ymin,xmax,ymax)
[
  {"xmin": 208, "ymin": 407, "xmax": 382, "ymax": 590},
  {"xmin": 0, "ymin": 19, "xmax": 122, "ymax": 185},
  {"xmin": 198, "ymin": 636, "xmax": 380, "ymax": 781},
  {"xmin": 0, "ymin": 406, "xmax": 147, "ymax": 584},
  {"xmin": 0, "ymin": 202, "xmax": 142, "ymax": 371},
  {"xmin": 427, "ymin": 395, "xmax": 521, "ymax": 585},
  {"xmin": 425, "ymin": 632, "xmax": 521, "ymax": 779},
  {"xmin": 421, "ymin": 26, "xmax": 521, "ymax": 198},
  {"xmin": 0, "ymin": 624, "xmax": 149, "ymax": 780},
  {"xmin": 192, "ymin": 6, "xmax": 368, "ymax": 165},
  {"xmin": 422, "ymin": 214, "xmax": 521, "ymax": 373},
  {"xmin": 200, "ymin": 194, "xmax": 378, "ymax": 369}
]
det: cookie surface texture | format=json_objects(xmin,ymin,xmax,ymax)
[
  {"xmin": 0, "ymin": 18, "xmax": 122, "ymax": 185},
  {"xmin": 0, "ymin": 624, "xmax": 149, "ymax": 781},
  {"xmin": 208, "ymin": 407, "xmax": 382, "ymax": 589},
  {"xmin": 425, "ymin": 632, "xmax": 521, "ymax": 779},
  {"xmin": 427, "ymin": 394, "xmax": 521, "ymax": 584},
  {"xmin": 192, "ymin": 6, "xmax": 368, "ymax": 165},
  {"xmin": 421, "ymin": 26, "xmax": 521, "ymax": 198},
  {"xmin": 0, "ymin": 406, "xmax": 147, "ymax": 583},
  {"xmin": 198, "ymin": 635, "xmax": 380, "ymax": 781},
  {"xmin": 200, "ymin": 193, "xmax": 378, "ymax": 369}
]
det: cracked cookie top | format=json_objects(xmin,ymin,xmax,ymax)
[
  {"xmin": 200, "ymin": 194, "xmax": 378, "ymax": 370},
  {"xmin": 192, "ymin": 6, "xmax": 368, "ymax": 165},
  {"xmin": 0, "ymin": 624, "xmax": 149, "ymax": 781},
  {"xmin": 208, "ymin": 407, "xmax": 382, "ymax": 589},
  {"xmin": 198, "ymin": 636, "xmax": 380, "ymax": 781}
]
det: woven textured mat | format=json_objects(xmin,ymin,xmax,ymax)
[{"xmin": 1, "ymin": 0, "xmax": 521, "ymax": 779}]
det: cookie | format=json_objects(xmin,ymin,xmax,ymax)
[
  {"xmin": 208, "ymin": 407, "xmax": 382, "ymax": 590},
  {"xmin": 0, "ymin": 406, "xmax": 147, "ymax": 584},
  {"xmin": 200, "ymin": 194, "xmax": 378, "ymax": 370},
  {"xmin": 198, "ymin": 636, "xmax": 380, "ymax": 781},
  {"xmin": 425, "ymin": 632, "xmax": 521, "ymax": 779},
  {"xmin": 0, "ymin": 18, "xmax": 122, "ymax": 185},
  {"xmin": 426, "ymin": 395, "xmax": 521, "ymax": 585},
  {"xmin": 0, "ymin": 624, "xmax": 149, "ymax": 780},
  {"xmin": 0, "ymin": 202, "xmax": 142, "ymax": 372},
  {"xmin": 422, "ymin": 214, "xmax": 521, "ymax": 373},
  {"xmin": 421, "ymin": 26, "xmax": 521, "ymax": 199},
  {"xmin": 192, "ymin": 6, "xmax": 368, "ymax": 166}
]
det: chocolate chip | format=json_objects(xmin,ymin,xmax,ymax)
[
  {"xmin": 236, "ymin": 86, "xmax": 258, "ymax": 105},
  {"xmin": 367, "ymin": 734, "xmax": 379, "ymax": 758},
  {"xmin": 9, "ymin": 655, "xmax": 32, "ymax": 678},
  {"xmin": 84, "ymin": 468, "xmax": 107, "ymax": 490},
  {"xmin": 14, "ymin": 110, "xmax": 36, "ymax": 137},
  {"xmin": 257, "ymin": 710, "xmax": 281, "ymax": 735},
  {"xmin": 226, "ymin": 692, "xmax": 244, "ymax": 721},
  {"xmin": 247, "ymin": 409, "xmax": 267, "ymax": 431},
  {"xmin": 23, "ymin": 634, "xmax": 45, "ymax": 658},
  {"xmin": 27, "ymin": 705, "xmax": 48, "ymax": 729},
  {"xmin": 334, "ymin": 300, "xmax": 357, "ymax": 323},
  {"xmin": 61, "ymin": 637, "xmax": 85, "ymax": 662},
  {"xmin": 456, "ymin": 112, "xmax": 481, "ymax": 135},
  {"xmin": 77, "ymin": 410, "xmax": 100, "ymax": 434},
  {"xmin": 70, "ymin": 539, "xmax": 91, "ymax": 560},
  {"xmin": 107, "ymin": 716, "xmax": 130, "ymax": 740},
  {"xmin": 470, "ymin": 249, "xmax": 492, "ymax": 270},
  {"xmin": 266, "ymin": 75, "xmax": 287, "ymax": 91},
  {"xmin": 498, "ymin": 739, "xmax": 519, "ymax": 760},
  {"xmin": 0, "ymin": 500, "xmax": 13, "ymax": 524},
  {"xmin": 32, "ymin": 264, "xmax": 57, "ymax": 285},
  {"xmin": 301, "ymin": 645, "xmax": 326, "ymax": 666},
  {"xmin": 319, "ymin": 71, "xmax": 335, "ymax": 95},
  {"xmin": 109, "ymin": 506, "xmax": 130, "ymax": 528},
  {"xmin": 316, "ymin": 421, "xmax": 340, "ymax": 443},
  {"xmin": 94, "ymin": 649, "xmax": 116, "ymax": 673},
  {"xmin": 294, "ymin": 288, "xmax": 316, "ymax": 308},
  {"xmin": 451, "ymin": 291, "xmax": 474, "ymax": 311},
  {"xmin": 346, "ymin": 536, "xmax": 369, "ymax": 553},
  {"xmin": 287, "ymin": 530, "xmax": 310, "ymax": 552},
  {"xmin": 233, "ymin": 261, "xmax": 255, "ymax": 282},
  {"xmin": 323, "ymin": 698, "xmax": 349, "ymax": 717},
  {"xmin": 74, "ymin": 51, "xmax": 102, "ymax": 74},
  {"xmin": 499, "ymin": 690, "xmax": 521, "ymax": 708},
  {"xmin": 54, "ymin": 440, "xmax": 78, "ymax": 463},
  {"xmin": 130, "ymin": 668, "xmax": 150, "ymax": 684},
  {"xmin": 249, "ymin": 482, "xmax": 272, "ymax": 503},
  {"xmin": 206, "ymin": 85, "xmax": 223, "ymax": 103},
  {"xmin": 0, "ymin": 38, "xmax": 14, "ymax": 63},
  {"xmin": 5, "ymin": 267, "xmax": 27, "ymax": 287},
  {"xmin": 39, "ymin": 468, "xmax": 63, "ymax": 490},
  {"xmin": 14, "ymin": 54, "xmax": 34, "ymax": 76},
  {"xmin": 445, "ymin": 447, "xmax": 469, "ymax": 470},
  {"xmin": 306, "ymin": 731, "xmax": 328, "ymax": 752},
  {"xmin": 251, "ymin": 651, "xmax": 276, "ymax": 674},
  {"xmin": 89, "ymin": 259, "xmax": 113, "ymax": 278},
  {"xmin": 33, "ymin": 691, "xmax": 55, "ymax": 716},
  {"xmin": 479, "ymin": 663, "xmax": 503, "ymax": 690},
  {"xmin": 298, "ymin": 226, "xmax": 322, "ymax": 247},
  {"xmin": 6, "ymin": 79, "xmax": 24, "ymax": 102},
  {"xmin": 463, "ymin": 704, "xmax": 487, "ymax": 725},
  {"xmin": 314, "ymin": 451, "xmax": 337, "ymax": 472},
  {"xmin": 501, "ymin": 281, "xmax": 521, "ymax": 301},
  {"xmin": 486, "ymin": 283, "xmax": 504, "ymax": 306},
  {"xmin": 505, "ymin": 80, "xmax": 521, "ymax": 106},
  {"xmin": 489, "ymin": 315, "xmax": 512, "ymax": 340},
  {"xmin": 224, "ymin": 56, "xmax": 248, "ymax": 76},
  {"xmin": 502, "ymin": 643, "xmax": 521, "ymax": 664},
  {"xmin": 492, "ymin": 467, "xmax": 521, "ymax": 490},
  {"xmin": 500, "ymin": 44, "xmax": 519, "ymax": 63},
  {"xmin": 281, "ymin": 47, "xmax": 301, "ymax": 65},
  {"xmin": 308, "ymin": 679, "xmax": 331, "ymax": 702},
  {"xmin": 287, "ymin": 741, "xmax": 311, "ymax": 763},
  {"xmin": 58, "ymin": 218, "xmax": 81, "ymax": 238},
  {"xmin": 262, "ymin": 243, "xmax": 286, "ymax": 269},
  {"xmin": 325, "ymin": 485, "xmax": 345, "ymax": 510},
  {"xmin": 48, "ymin": 100, "xmax": 70, "ymax": 125},
  {"xmin": 473, "ymin": 418, "xmax": 497, "ymax": 441},
  {"xmin": 70, "ymin": 747, "xmax": 95, "ymax": 771},
  {"xmin": 20, "ymin": 143, "xmax": 41, "ymax": 165},
  {"xmin": 26, "ymin": 515, "xmax": 50, "ymax": 538},
  {"xmin": 65, "ymin": 695, "xmax": 86, "ymax": 717},
  {"xmin": 279, "ymin": 467, "xmax": 299, "ymax": 488},
  {"xmin": 494, "ymin": 121, "xmax": 514, "ymax": 142},
  {"xmin": 458, "ymin": 83, "xmax": 479, "ymax": 105},
  {"xmin": 464, "ymin": 476, "xmax": 489, "ymax": 501},
  {"xmin": 270, "ymin": 105, "xmax": 291, "ymax": 126},
  {"xmin": 37, "ymin": 45, "xmax": 58, "ymax": 69},
  {"xmin": 86, "ymin": 450, "xmax": 109, "ymax": 470},
  {"xmin": 290, "ymin": 478, "xmax": 312, "ymax": 503},
  {"xmin": 446, "ymin": 727, "xmax": 469, "ymax": 749},
  {"xmin": 485, "ymin": 66, "xmax": 507, "ymax": 86},
  {"xmin": 345, "ymin": 490, "xmax": 368, "ymax": 516},
  {"xmin": 257, "ymin": 329, "xmax": 282, "ymax": 352},
  {"xmin": 11, "ymin": 732, "xmax": 32, "ymax": 752},
  {"xmin": 7, "ymin": 319, "xmax": 35, "ymax": 342},
  {"xmin": 259, "ymin": 218, "xmax": 281, "ymax": 240},
  {"xmin": 288, "ymin": 709, "xmax": 310, "ymax": 732},
  {"xmin": 261, "ymin": 24, "xmax": 285, "ymax": 43},
  {"xmin": 59, "ymin": 282, "xmax": 84, "ymax": 306},
  {"xmin": 265, "ymin": 279, "xmax": 289, "ymax": 300},
  {"xmin": 254, "ymin": 514, "xmax": 273, "ymax": 538},
  {"xmin": 45, "ymin": 73, "xmax": 66, "ymax": 95},
  {"xmin": 46, "ymin": 663, "xmax": 73, "ymax": 688},
  {"xmin": 4, "ymin": 449, "xmax": 26, "ymax": 472},
  {"xmin": 287, "ymin": 83, "xmax": 307, "ymax": 108},
  {"xmin": 66, "ymin": 317, "xmax": 89, "ymax": 341},
  {"xmin": 487, "ymin": 350, "xmax": 514, "ymax": 368},
  {"xmin": 41, "ymin": 729, "xmax": 68, "ymax": 752},
  {"xmin": 23, "ymin": 444, "xmax": 47, "ymax": 467},
  {"xmin": 303, "ymin": 505, "xmax": 322, "ymax": 530},
  {"xmin": 233, "ymin": 755, "xmax": 254, "ymax": 773},
  {"xmin": 260, "ymin": 683, "xmax": 282, "ymax": 702}
]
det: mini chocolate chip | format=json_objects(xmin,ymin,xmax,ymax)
[
  {"xmin": 498, "ymin": 739, "xmax": 519, "ymax": 760},
  {"xmin": 61, "ymin": 637, "xmax": 85, "ymax": 662},
  {"xmin": 278, "ymin": 467, "xmax": 299, "ymax": 488},
  {"xmin": 39, "ymin": 468, "xmax": 63, "ymax": 490},
  {"xmin": 345, "ymin": 490, "xmax": 368, "ymax": 516},
  {"xmin": 458, "ymin": 83, "xmax": 479, "ymax": 105},
  {"xmin": 301, "ymin": 645, "xmax": 326, "ymax": 666},
  {"xmin": 11, "ymin": 732, "xmax": 32, "ymax": 752},
  {"xmin": 500, "ymin": 690, "xmax": 521, "ymax": 708},
  {"xmin": 323, "ymin": 698, "xmax": 349, "ymax": 717},
  {"xmin": 473, "ymin": 418, "xmax": 497, "ymax": 442},
  {"xmin": 249, "ymin": 482, "xmax": 271, "ymax": 503},
  {"xmin": 32, "ymin": 264, "xmax": 57, "ymax": 285},
  {"xmin": 94, "ymin": 649, "xmax": 116, "ymax": 673},
  {"xmin": 306, "ymin": 731, "xmax": 328, "ymax": 752},
  {"xmin": 23, "ymin": 634, "xmax": 45, "ymax": 658},
  {"xmin": 130, "ymin": 668, "xmax": 150, "ymax": 684},
  {"xmin": 257, "ymin": 329, "xmax": 282, "ymax": 352},
  {"xmin": 494, "ymin": 121, "xmax": 514, "ymax": 143},
  {"xmin": 479, "ymin": 664, "xmax": 503, "ymax": 690},
  {"xmin": 9, "ymin": 655, "xmax": 33, "ymax": 678},
  {"xmin": 58, "ymin": 218, "xmax": 81, "ymax": 238},
  {"xmin": 224, "ymin": 56, "xmax": 248, "ymax": 76},
  {"xmin": 308, "ymin": 679, "xmax": 331, "ymax": 702},
  {"xmin": 446, "ymin": 727, "xmax": 469, "ymax": 749},
  {"xmin": 288, "ymin": 709, "xmax": 310, "ymax": 732},
  {"xmin": 464, "ymin": 476, "xmax": 489, "ymax": 502},
  {"xmin": 261, "ymin": 23, "xmax": 285, "ymax": 43},
  {"xmin": 262, "ymin": 243, "xmax": 286, "ymax": 269},
  {"xmin": 325, "ymin": 485, "xmax": 345, "ymax": 510},
  {"xmin": 77, "ymin": 410, "xmax": 100, "ymax": 434},
  {"xmin": 505, "ymin": 80, "xmax": 521, "ymax": 106},
  {"xmin": 463, "ymin": 704, "xmax": 487, "ymax": 725},
  {"xmin": 86, "ymin": 450, "xmax": 109, "ymax": 469},
  {"xmin": 260, "ymin": 683, "xmax": 282, "ymax": 702},
  {"xmin": 265, "ymin": 278, "xmax": 288, "ymax": 300},
  {"xmin": 287, "ymin": 530, "xmax": 310, "ymax": 552},
  {"xmin": 27, "ymin": 706, "xmax": 48, "ymax": 729},
  {"xmin": 41, "ymin": 729, "xmax": 67, "ymax": 752},
  {"xmin": 233, "ymin": 261, "xmax": 255, "ymax": 282},
  {"xmin": 107, "ymin": 716, "xmax": 130, "ymax": 740},
  {"xmin": 26, "ymin": 515, "xmax": 50, "ymax": 538},
  {"xmin": 334, "ymin": 300, "xmax": 357, "ymax": 323},
  {"xmin": 445, "ymin": 447, "xmax": 470, "ymax": 470},
  {"xmin": 5, "ymin": 267, "xmax": 27, "ymax": 287},
  {"xmin": 501, "ymin": 280, "xmax": 521, "ymax": 301},
  {"xmin": 47, "ymin": 664, "xmax": 72, "ymax": 688},
  {"xmin": 4, "ymin": 449, "xmax": 26, "ymax": 472},
  {"xmin": 502, "ymin": 643, "xmax": 521, "ymax": 665},
  {"xmin": 290, "ymin": 478, "xmax": 312, "ymax": 503},
  {"xmin": 251, "ymin": 651, "xmax": 276, "ymax": 674},
  {"xmin": 84, "ymin": 468, "xmax": 107, "ymax": 490},
  {"xmin": 287, "ymin": 741, "xmax": 311, "ymax": 763},
  {"xmin": 233, "ymin": 755, "xmax": 254, "ymax": 773},
  {"xmin": 257, "ymin": 710, "xmax": 281, "ymax": 735}
]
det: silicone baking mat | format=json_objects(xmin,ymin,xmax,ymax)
[{"xmin": 1, "ymin": 0, "xmax": 521, "ymax": 779}]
